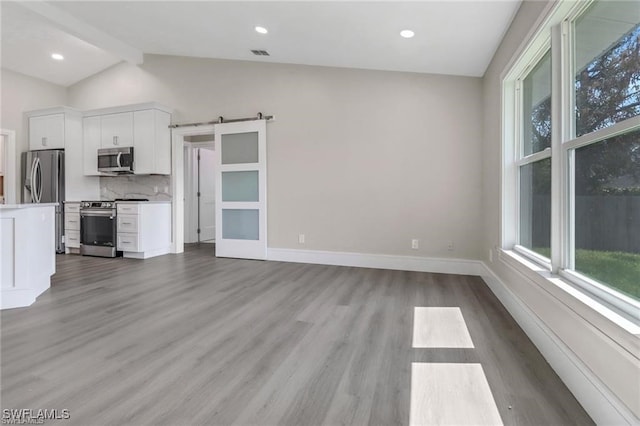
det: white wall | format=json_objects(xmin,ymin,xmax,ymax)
[
  {"xmin": 482, "ymin": 1, "xmax": 639, "ymax": 422},
  {"xmin": 0, "ymin": 69, "xmax": 67, "ymax": 200},
  {"xmin": 183, "ymin": 145, "xmax": 197, "ymax": 244},
  {"xmin": 68, "ymin": 55, "xmax": 484, "ymax": 259}
]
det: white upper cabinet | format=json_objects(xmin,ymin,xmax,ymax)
[
  {"xmin": 100, "ymin": 112, "xmax": 134, "ymax": 148},
  {"xmin": 29, "ymin": 113, "xmax": 65, "ymax": 150},
  {"xmin": 83, "ymin": 103, "xmax": 172, "ymax": 176},
  {"xmin": 133, "ymin": 109, "xmax": 171, "ymax": 175},
  {"xmin": 83, "ymin": 116, "xmax": 101, "ymax": 176},
  {"xmin": 26, "ymin": 106, "xmax": 100, "ymax": 201}
]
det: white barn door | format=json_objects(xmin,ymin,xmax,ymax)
[{"xmin": 214, "ymin": 120, "xmax": 267, "ymax": 259}]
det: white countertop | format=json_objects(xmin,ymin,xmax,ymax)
[
  {"xmin": 0, "ymin": 203, "xmax": 59, "ymax": 210},
  {"xmin": 115, "ymin": 200, "xmax": 171, "ymax": 204},
  {"xmin": 64, "ymin": 200, "xmax": 171, "ymax": 204}
]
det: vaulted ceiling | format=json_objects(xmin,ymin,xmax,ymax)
[{"xmin": 1, "ymin": 1, "xmax": 522, "ymax": 87}]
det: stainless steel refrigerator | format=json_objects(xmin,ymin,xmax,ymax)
[{"xmin": 22, "ymin": 150, "xmax": 65, "ymax": 253}]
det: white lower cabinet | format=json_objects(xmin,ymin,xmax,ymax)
[
  {"xmin": 64, "ymin": 202, "xmax": 81, "ymax": 253},
  {"xmin": 66, "ymin": 231, "xmax": 80, "ymax": 248},
  {"xmin": 117, "ymin": 214, "xmax": 139, "ymax": 233},
  {"xmin": 117, "ymin": 234, "xmax": 139, "ymax": 252},
  {"xmin": 116, "ymin": 202, "xmax": 171, "ymax": 259}
]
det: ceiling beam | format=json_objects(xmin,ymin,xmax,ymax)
[{"xmin": 16, "ymin": 1, "xmax": 143, "ymax": 65}]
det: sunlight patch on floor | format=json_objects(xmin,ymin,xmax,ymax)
[
  {"xmin": 412, "ymin": 307, "xmax": 474, "ymax": 348},
  {"xmin": 410, "ymin": 363, "xmax": 503, "ymax": 426}
]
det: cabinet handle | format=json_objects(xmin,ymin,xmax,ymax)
[
  {"xmin": 122, "ymin": 222, "xmax": 132, "ymax": 225},
  {"xmin": 113, "ymin": 136, "xmax": 118, "ymax": 145},
  {"xmin": 69, "ymin": 237, "xmax": 78, "ymax": 241},
  {"xmin": 42, "ymin": 137, "xmax": 47, "ymax": 146}
]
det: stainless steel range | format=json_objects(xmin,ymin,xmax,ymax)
[{"xmin": 80, "ymin": 201, "xmax": 120, "ymax": 258}]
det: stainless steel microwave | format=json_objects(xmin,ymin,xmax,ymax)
[{"xmin": 97, "ymin": 147, "xmax": 134, "ymax": 174}]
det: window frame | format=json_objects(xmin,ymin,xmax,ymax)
[
  {"xmin": 510, "ymin": 38, "xmax": 553, "ymax": 268},
  {"xmin": 502, "ymin": 0, "xmax": 640, "ymax": 322}
]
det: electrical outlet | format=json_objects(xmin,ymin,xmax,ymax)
[
  {"xmin": 489, "ymin": 248, "xmax": 493, "ymax": 263},
  {"xmin": 298, "ymin": 234, "xmax": 305, "ymax": 244},
  {"xmin": 411, "ymin": 239, "xmax": 419, "ymax": 250},
  {"xmin": 447, "ymin": 241, "xmax": 454, "ymax": 251},
  {"xmin": 153, "ymin": 186, "xmax": 158, "ymax": 193}
]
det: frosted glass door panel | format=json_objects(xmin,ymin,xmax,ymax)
[
  {"xmin": 222, "ymin": 171, "xmax": 259, "ymax": 202},
  {"xmin": 215, "ymin": 119, "xmax": 266, "ymax": 260},
  {"xmin": 222, "ymin": 209, "xmax": 259, "ymax": 240},
  {"xmin": 221, "ymin": 132, "xmax": 258, "ymax": 164}
]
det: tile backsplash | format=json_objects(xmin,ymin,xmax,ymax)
[{"xmin": 100, "ymin": 175, "xmax": 171, "ymax": 201}]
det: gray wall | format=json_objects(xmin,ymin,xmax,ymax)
[
  {"xmin": 482, "ymin": 0, "xmax": 639, "ymax": 419},
  {"xmin": 0, "ymin": 69, "xmax": 67, "ymax": 199},
  {"xmin": 68, "ymin": 55, "xmax": 484, "ymax": 259}
]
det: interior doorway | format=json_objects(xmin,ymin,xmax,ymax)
[
  {"xmin": 170, "ymin": 117, "xmax": 268, "ymax": 257},
  {"xmin": 0, "ymin": 134, "xmax": 5, "ymax": 204},
  {"xmin": 0, "ymin": 129, "xmax": 16, "ymax": 205},
  {"xmin": 183, "ymin": 135, "xmax": 215, "ymax": 244}
]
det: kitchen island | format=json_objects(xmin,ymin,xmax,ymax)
[{"xmin": 1, "ymin": 203, "xmax": 57, "ymax": 309}]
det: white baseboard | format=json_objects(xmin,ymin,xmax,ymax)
[
  {"xmin": 1, "ymin": 275, "xmax": 50, "ymax": 310},
  {"xmin": 123, "ymin": 246, "xmax": 172, "ymax": 260},
  {"xmin": 267, "ymin": 247, "xmax": 486, "ymax": 276},
  {"xmin": 1, "ymin": 289, "xmax": 37, "ymax": 310},
  {"xmin": 479, "ymin": 263, "xmax": 637, "ymax": 425}
]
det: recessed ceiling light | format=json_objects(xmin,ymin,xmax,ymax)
[
  {"xmin": 400, "ymin": 30, "xmax": 415, "ymax": 39},
  {"xmin": 51, "ymin": 53, "xmax": 64, "ymax": 61},
  {"xmin": 255, "ymin": 26, "xmax": 268, "ymax": 34}
]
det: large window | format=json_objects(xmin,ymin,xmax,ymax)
[
  {"xmin": 574, "ymin": 2, "xmax": 640, "ymax": 137},
  {"xmin": 518, "ymin": 51, "xmax": 552, "ymax": 258},
  {"xmin": 573, "ymin": 130, "xmax": 640, "ymax": 299},
  {"xmin": 504, "ymin": 0, "xmax": 640, "ymax": 313}
]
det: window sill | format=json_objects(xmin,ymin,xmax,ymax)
[{"xmin": 497, "ymin": 248, "xmax": 639, "ymax": 357}]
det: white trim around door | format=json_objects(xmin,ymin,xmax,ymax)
[
  {"xmin": 170, "ymin": 125, "xmax": 216, "ymax": 254},
  {"xmin": 1, "ymin": 129, "xmax": 17, "ymax": 204}
]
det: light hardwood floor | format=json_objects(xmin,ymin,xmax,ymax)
[{"xmin": 1, "ymin": 244, "xmax": 593, "ymax": 425}]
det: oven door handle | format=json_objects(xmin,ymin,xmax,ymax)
[{"xmin": 81, "ymin": 211, "xmax": 116, "ymax": 218}]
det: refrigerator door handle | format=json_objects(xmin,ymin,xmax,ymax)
[
  {"xmin": 28, "ymin": 157, "xmax": 37, "ymax": 203},
  {"xmin": 34, "ymin": 157, "xmax": 42, "ymax": 203}
]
